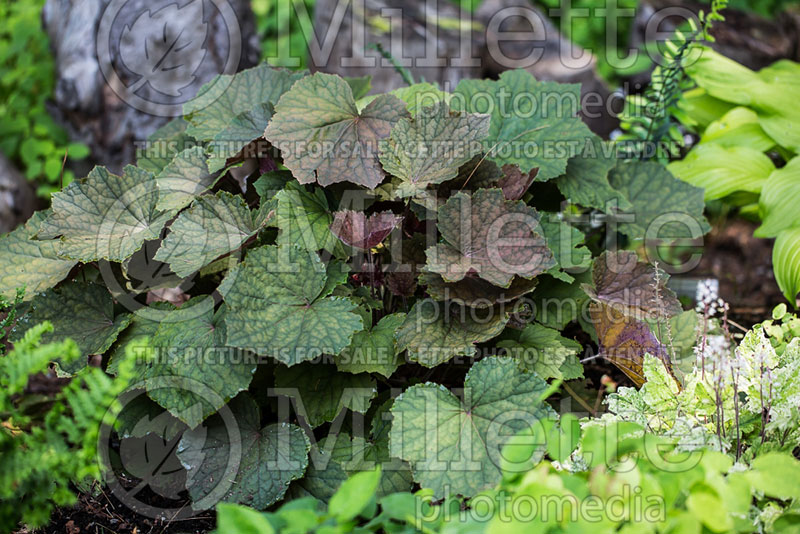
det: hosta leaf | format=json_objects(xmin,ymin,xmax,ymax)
[
  {"xmin": 584, "ymin": 251, "xmax": 682, "ymax": 320},
  {"xmin": 222, "ymin": 245, "xmax": 363, "ymax": 365},
  {"xmin": 420, "ymin": 272, "xmax": 537, "ymax": 308},
  {"xmin": 140, "ymin": 297, "xmax": 256, "ymax": 428},
  {"xmin": 426, "ymin": 188, "xmax": 555, "ymax": 287},
  {"xmin": 184, "ymin": 64, "xmax": 304, "ymax": 141},
  {"xmin": 155, "ymin": 147, "xmax": 218, "ymax": 212},
  {"xmin": 12, "ymin": 282, "xmax": 131, "ymax": 375},
  {"xmin": 330, "ymin": 210, "xmax": 401, "ymax": 251},
  {"xmin": 0, "ymin": 211, "xmax": 77, "ymax": 300},
  {"xmin": 378, "ymin": 102, "xmax": 489, "ymax": 198},
  {"xmin": 265, "ymin": 72, "xmax": 409, "ymax": 189},
  {"xmin": 608, "ymin": 160, "xmax": 711, "ymax": 241},
  {"xmin": 177, "ymin": 394, "xmax": 310, "ymax": 510},
  {"xmin": 773, "ymin": 227, "xmax": 800, "ymax": 303},
  {"xmin": 395, "ymin": 298, "xmax": 508, "ymax": 366},
  {"xmin": 554, "ymin": 135, "xmax": 632, "ymax": 212},
  {"xmin": 699, "ymin": 107, "xmax": 775, "ymax": 152},
  {"xmin": 207, "ymin": 102, "xmax": 273, "ymax": 172},
  {"xmin": 337, "ymin": 313, "xmax": 406, "ymax": 376},
  {"xmin": 274, "ymin": 363, "xmax": 377, "ymax": 427},
  {"xmin": 498, "ymin": 323, "xmax": 581, "ymax": 380},
  {"xmin": 453, "ymin": 69, "xmax": 592, "ymax": 180},
  {"xmin": 275, "ymin": 181, "xmax": 346, "ymax": 256},
  {"xmin": 667, "ymin": 144, "xmax": 774, "ymax": 200},
  {"xmin": 154, "ymin": 191, "xmax": 272, "ymax": 277},
  {"xmin": 389, "ymin": 356, "xmax": 553, "ymax": 496},
  {"xmin": 136, "ymin": 118, "xmax": 194, "ymax": 174},
  {"xmin": 38, "ymin": 166, "xmax": 173, "ymax": 262},
  {"xmin": 755, "ymin": 156, "xmax": 800, "ymax": 238}
]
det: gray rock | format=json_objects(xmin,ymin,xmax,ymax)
[{"xmin": 0, "ymin": 153, "xmax": 36, "ymax": 234}]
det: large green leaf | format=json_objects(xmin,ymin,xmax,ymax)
[
  {"xmin": 554, "ymin": 135, "xmax": 632, "ymax": 212},
  {"xmin": 426, "ymin": 188, "xmax": 555, "ymax": 287},
  {"xmin": 274, "ymin": 181, "xmax": 345, "ymax": 256},
  {"xmin": 498, "ymin": 323, "xmax": 581, "ymax": 379},
  {"xmin": 274, "ymin": 363, "xmax": 376, "ymax": 428},
  {"xmin": 38, "ymin": 166, "xmax": 173, "ymax": 262},
  {"xmin": 395, "ymin": 298, "xmax": 508, "ymax": 366},
  {"xmin": 0, "ymin": 211, "xmax": 77, "ymax": 300},
  {"xmin": 540, "ymin": 217, "xmax": 591, "ymax": 283},
  {"xmin": 107, "ymin": 302, "xmax": 174, "ymax": 375},
  {"xmin": 136, "ymin": 118, "xmax": 194, "ymax": 174},
  {"xmin": 184, "ymin": 64, "xmax": 304, "ymax": 141},
  {"xmin": 667, "ymin": 144, "xmax": 774, "ymax": 200},
  {"xmin": 755, "ymin": 157, "xmax": 800, "ymax": 238},
  {"xmin": 221, "ymin": 245, "xmax": 363, "ymax": 365},
  {"xmin": 154, "ymin": 191, "xmax": 272, "ymax": 277},
  {"xmin": 773, "ymin": 227, "xmax": 800, "ymax": 304},
  {"xmin": 698, "ymin": 107, "xmax": 775, "ymax": 152},
  {"xmin": 453, "ymin": 69, "xmax": 592, "ymax": 180},
  {"xmin": 608, "ymin": 160, "xmax": 711, "ymax": 242},
  {"xmin": 389, "ymin": 356, "xmax": 553, "ymax": 496},
  {"xmin": 337, "ymin": 313, "xmax": 406, "ymax": 377},
  {"xmin": 378, "ymin": 102, "xmax": 489, "ymax": 198},
  {"xmin": 177, "ymin": 394, "xmax": 310, "ymax": 510},
  {"xmin": 155, "ymin": 147, "xmax": 219, "ymax": 212},
  {"xmin": 265, "ymin": 72, "xmax": 409, "ymax": 189},
  {"xmin": 12, "ymin": 282, "xmax": 131, "ymax": 375},
  {"xmin": 139, "ymin": 297, "xmax": 256, "ymax": 428},
  {"xmin": 207, "ymin": 102, "xmax": 274, "ymax": 173}
]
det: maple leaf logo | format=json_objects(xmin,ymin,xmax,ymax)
[{"xmin": 119, "ymin": 1, "xmax": 208, "ymax": 97}]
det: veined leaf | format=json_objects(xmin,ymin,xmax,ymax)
[
  {"xmin": 337, "ymin": 313, "xmax": 406, "ymax": 377},
  {"xmin": 38, "ymin": 166, "xmax": 173, "ymax": 262},
  {"xmin": 329, "ymin": 210, "xmax": 401, "ymax": 251},
  {"xmin": 11, "ymin": 282, "xmax": 131, "ymax": 375},
  {"xmin": 207, "ymin": 102, "xmax": 273, "ymax": 173},
  {"xmin": 274, "ymin": 181, "xmax": 346, "ymax": 256},
  {"xmin": 426, "ymin": 188, "xmax": 555, "ymax": 287},
  {"xmin": 539, "ymin": 217, "xmax": 591, "ymax": 283},
  {"xmin": 154, "ymin": 191, "xmax": 272, "ymax": 277},
  {"xmin": 221, "ymin": 245, "xmax": 363, "ymax": 365},
  {"xmin": 274, "ymin": 363, "xmax": 376, "ymax": 427},
  {"xmin": 498, "ymin": 323, "xmax": 581, "ymax": 379},
  {"xmin": 184, "ymin": 64, "xmax": 304, "ymax": 142},
  {"xmin": 142, "ymin": 297, "xmax": 256, "ymax": 428},
  {"xmin": 395, "ymin": 298, "xmax": 508, "ymax": 366},
  {"xmin": 265, "ymin": 72, "xmax": 409, "ymax": 189},
  {"xmin": 0, "ymin": 211, "xmax": 77, "ymax": 300},
  {"xmin": 773, "ymin": 227, "xmax": 800, "ymax": 304},
  {"xmin": 177, "ymin": 394, "xmax": 310, "ymax": 510},
  {"xmin": 420, "ymin": 271, "xmax": 538, "ymax": 308},
  {"xmin": 357, "ymin": 82, "xmax": 451, "ymax": 115},
  {"xmin": 156, "ymin": 146, "xmax": 219, "ymax": 212},
  {"xmin": 755, "ymin": 157, "xmax": 800, "ymax": 238},
  {"xmin": 136, "ymin": 118, "xmax": 194, "ymax": 174},
  {"xmin": 389, "ymin": 356, "xmax": 553, "ymax": 496},
  {"xmin": 453, "ymin": 69, "xmax": 592, "ymax": 180},
  {"xmin": 699, "ymin": 107, "xmax": 775, "ymax": 152},
  {"xmin": 378, "ymin": 102, "xmax": 489, "ymax": 198}
]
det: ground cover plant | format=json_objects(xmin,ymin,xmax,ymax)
[{"xmin": 0, "ymin": 37, "xmax": 797, "ymax": 532}]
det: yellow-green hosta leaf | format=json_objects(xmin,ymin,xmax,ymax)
[
  {"xmin": 378, "ymin": 102, "xmax": 489, "ymax": 198},
  {"xmin": 177, "ymin": 393, "xmax": 310, "ymax": 509},
  {"xmin": 154, "ymin": 191, "xmax": 272, "ymax": 277},
  {"xmin": 0, "ymin": 211, "xmax": 77, "ymax": 300},
  {"xmin": 11, "ymin": 282, "xmax": 131, "ymax": 375},
  {"xmin": 221, "ymin": 245, "xmax": 363, "ymax": 365},
  {"xmin": 184, "ymin": 64, "xmax": 305, "ymax": 142},
  {"xmin": 207, "ymin": 102, "xmax": 273, "ymax": 173},
  {"xmin": 389, "ymin": 356, "xmax": 553, "ymax": 496},
  {"xmin": 773, "ymin": 227, "xmax": 800, "ymax": 304},
  {"xmin": 756, "ymin": 157, "xmax": 800, "ymax": 238},
  {"xmin": 274, "ymin": 363, "xmax": 376, "ymax": 427},
  {"xmin": 274, "ymin": 181, "xmax": 345, "ymax": 256},
  {"xmin": 136, "ymin": 118, "xmax": 194, "ymax": 174},
  {"xmin": 426, "ymin": 188, "xmax": 555, "ymax": 287},
  {"xmin": 699, "ymin": 107, "xmax": 775, "ymax": 152},
  {"xmin": 265, "ymin": 72, "xmax": 409, "ymax": 189},
  {"xmin": 667, "ymin": 144, "xmax": 774, "ymax": 200},
  {"xmin": 395, "ymin": 298, "xmax": 508, "ymax": 366},
  {"xmin": 337, "ymin": 312, "xmax": 406, "ymax": 377},
  {"xmin": 453, "ymin": 69, "xmax": 592, "ymax": 180},
  {"xmin": 609, "ymin": 160, "xmax": 711, "ymax": 241},
  {"xmin": 38, "ymin": 166, "xmax": 173, "ymax": 262},
  {"xmin": 155, "ymin": 146, "xmax": 219, "ymax": 212},
  {"xmin": 138, "ymin": 297, "xmax": 256, "ymax": 428}
]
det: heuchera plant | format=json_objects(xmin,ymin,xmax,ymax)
[{"xmin": 0, "ymin": 63, "xmax": 711, "ymax": 510}]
